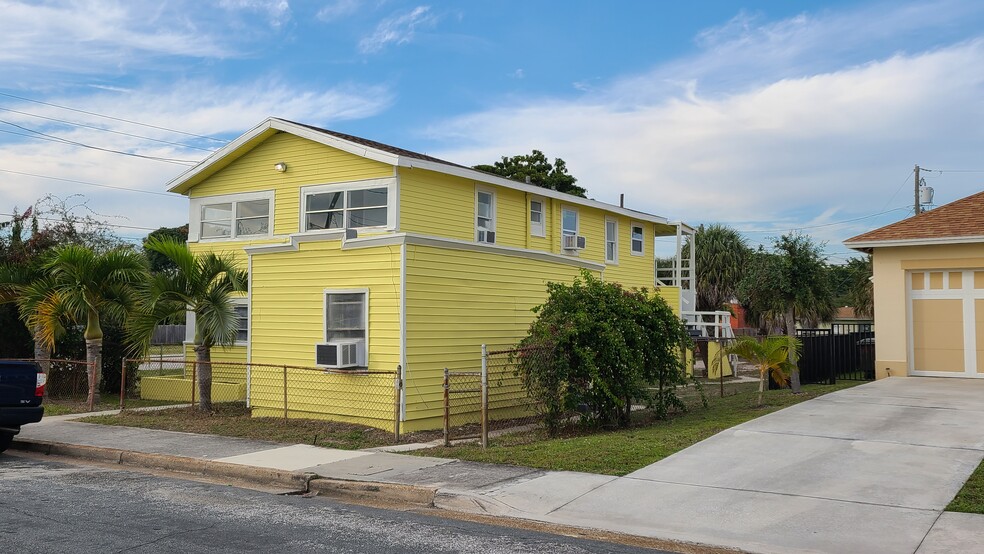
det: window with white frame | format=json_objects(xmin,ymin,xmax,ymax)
[
  {"xmin": 630, "ymin": 222, "xmax": 644, "ymax": 255},
  {"xmin": 192, "ymin": 192, "xmax": 273, "ymax": 241},
  {"xmin": 325, "ymin": 291, "xmax": 367, "ymax": 343},
  {"xmin": 605, "ymin": 218, "xmax": 618, "ymax": 263},
  {"xmin": 232, "ymin": 299, "xmax": 248, "ymax": 343},
  {"xmin": 304, "ymin": 187, "xmax": 389, "ymax": 231},
  {"xmin": 530, "ymin": 199, "xmax": 545, "ymax": 237},
  {"xmin": 561, "ymin": 208, "xmax": 578, "ymax": 249},
  {"xmin": 476, "ymin": 188, "xmax": 496, "ymax": 243}
]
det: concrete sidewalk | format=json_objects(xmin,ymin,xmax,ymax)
[{"xmin": 10, "ymin": 377, "xmax": 984, "ymax": 553}]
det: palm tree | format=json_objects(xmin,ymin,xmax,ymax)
[
  {"xmin": 726, "ymin": 335, "xmax": 801, "ymax": 406},
  {"xmin": 130, "ymin": 237, "xmax": 246, "ymax": 412},
  {"xmin": 687, "ymin": 224, "xmax": 750, "ymax": 312},
  {"xmin": 27, "ymin": 245, "xmax": 146, "ymax": 407},
  {"xmin": 0, "ymin": 263, "xmax": 55, "ymax": 373}
]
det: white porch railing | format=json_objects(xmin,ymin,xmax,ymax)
[{"xmin": 681, "ymin": 310, "xmax": 735, "ymax": 339}]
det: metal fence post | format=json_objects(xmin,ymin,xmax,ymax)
[
  {"xmin": 393, "ymin": 365, "xmax": 402, "ymax": 442},
  {"xmin": 119, "ymin": 358, "xmax": 127, "ymax": 411},
  {"xmin": 443, "ymin": 367, "xmax": 450, "ymax": 447},
  {"xmin": 481, "ymin": 345, "xmax": 488, "ymax": 449},
  {"xmin": 191, "ymin": 361, "xmax": 196, "ymax": 410},
  {"xmin": 283, "ymin": 365, "xmax": 289, "ymax": 422}
]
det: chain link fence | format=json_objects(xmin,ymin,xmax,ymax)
[
  {"xmin": 122, "ymin": 358, "xmax": 403, "ymax": 439},
  {"xmin": 0, "ymin": 358, "xmax": 97, "ymax": 411},
  {"xmin": 443, "ymin": 345, "xmax": 550, "ymax": 447}
]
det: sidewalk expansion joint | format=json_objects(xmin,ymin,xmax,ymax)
[
  {"xmin": 619, "ymin": 475, "xmax": 942, "ymax": 513},
  {"xmin": 544, "ymin": 477, "xmax": 618, "ymax": 517},
  {"xmin": 734, "ymin": 428, "xmax": 984, "ymax": 452}
]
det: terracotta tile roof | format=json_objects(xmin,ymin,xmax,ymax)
[{"xmin": 845, "ymin": 189, "xmax": 984, "ymax": 244}]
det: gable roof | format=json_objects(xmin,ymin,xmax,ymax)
[
  {"xmin": 845, "ymin": 189, "xmax": 984, "ymax": 249},
  {"xmin": 166, "ymin": 117, "xmax": 683, "ymax": 230}
]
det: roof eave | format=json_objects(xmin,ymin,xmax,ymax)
[{"xmin": 845, "ymin": 234, "xmax": 984, "ymax": 250}]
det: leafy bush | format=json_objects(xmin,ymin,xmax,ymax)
[{"xmin": 517, "ymin": 271, "xmax": 692, "ymax": 435}]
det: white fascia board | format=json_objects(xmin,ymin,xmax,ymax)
[
  {"xmin": 845, "ymin": 235, "xmax": 984, "ymax": 250},
  {"xmin": 271, "ymin": 119, "xmax": 401, "ymax": 166},
  {"xmin": 167, "ymin": 119, "xmax": 278, "ymax": 194},
  {"xmin": 166, "ymin": 118, "xmax": 402, "ymax": 195},
  {"xmin": 243, "ymin": 230, "xmax": 346, "ymax": 254},
  {"xmin": 670, "ymin": 221, "xmax": 696, "ymax": 234},
  {"xmin": 397, "ymin": 158, "xmax": 670, "ymax": 226}
]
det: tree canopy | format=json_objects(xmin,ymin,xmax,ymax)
[
  {"xmin": 474, "ymin": 150, "xmax": 586, "ymax": 197},
  {"xmin": 143, "ymin": 225, "xmax": 189, "ymax": 274},
  {"xmin": 687, "ymin": 224, "xmax": 750, "ymax": 312}
]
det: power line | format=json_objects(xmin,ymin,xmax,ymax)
[
  {"xmin": 736, "ymin": 206, "xmax": 910, "ymax": 234},
  {"xmin": 0, "ymin": 211, "xmax": 160, "ymax": 232},
  {"xmin": 0, "ymin": 106, "xmax": 216, "ymax": 152},
  {"xmin": 880, "ymin": 169, "xmax": 914, "ymax": 213},
  {"xmin": 0, "ymin": 119, "xmax": 199, "ymax": 165},
  {"xmin": 0, "ymin": 91, "xmax": 229, "ymax": 144},
  {"xmin": 0, "ymin": 168, "xmax": 177, "ymax": 197}
]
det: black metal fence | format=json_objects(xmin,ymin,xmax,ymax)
[{"xmin": 769, "ymin": 323, "xmax": 875, "ymax": 388}]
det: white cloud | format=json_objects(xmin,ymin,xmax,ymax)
[
  {"xmin": 358, "ymin": 5, "xmax": 437, "ymax": 54},
  {"xmin": 218, "ymin": 0, "xmax": 293, "ymax": 29},
  {"xmin": 424, "ymin": 3, "xmax": 984, "ymax": 250},
  {"xmin": 0, "ymin": 78, "xmax": 393, "ymax": 236},
  {"xmin": 317, "ymin": 0, "xmax": 362, "ymax": 22}
]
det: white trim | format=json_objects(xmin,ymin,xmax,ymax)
[
  {"xmin": 245, "ymin": 254, "xmax": 252, "ymax": 407},
  {"xmin": 393, "ymin": 166, "xmax": 402, "ymax": 232},
  {"xmin": 323, "ymin": 288, "xmax": 370, "ymax": 368},
  {"xmin": 530, "ymin": 196, "xmax": 546, "ymax": 238},
  {"xmin": 475, "ymin": 185, "xmax": 497, "ymax": 243},
  {"xmin": 185, "ymin": 310, "xmax": 196, "ymax": 343},
  {"xmin": 166, "ymin": 118, "xmax": 675, "ymax": 227},
  {"xmin": 399, "ymin": 241, "xmax": 407, "ymax": 421},
  {"xmin": 605, "ymin": 216, "xmax": 618, "ymax": 265},
  {"xmin": 189, "ymin": 190, "xmax": 275, "ymax": 242},
  {"xmin": 243, "ymin": 229, "xmax": 607, "ymax": 271},
  {"xmin": 299, "ymin": 177, "xmax": 397, "ymax": 234},
  {"xmin": 560, "ymin": 205, "xmax": 579, "ymax": 254},
  {"xmin": 630, "ymin": 221, "xmax": 645, "ymax": 256},
  {"xmin": 847, "ymin": 235, "xmax": 984, "ymax": 250}
]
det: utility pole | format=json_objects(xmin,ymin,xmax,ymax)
[{"xmin": 914, "ymin": 164, "xmax": 921, "ymax": 215}]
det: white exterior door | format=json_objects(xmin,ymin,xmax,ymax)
[{"xmin": 908, "ymin": 269, "xmax": 984, "ymax": 377}]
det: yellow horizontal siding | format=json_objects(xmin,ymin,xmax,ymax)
[
  {"xmin": 398, "ymin": 168, "xmax": 474, "ymax": 240},
  {"xmin": 189, "ymin": 132, "xmax": 393, "ymax": 237},
  {"xmin": 403, "ymin": 244, "xmax": 599, "ymax": 426},
  {"xmin": 602, "ymin": 215, "xmax": 657, "ymax": 290},
  {"xmin": 249, "ymin": 240, "xmax": 401, "ymax": 368}
]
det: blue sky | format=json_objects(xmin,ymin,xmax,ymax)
[{"xmin": 2, "ymin": 0, "xmax": 984, "ymax": 263}]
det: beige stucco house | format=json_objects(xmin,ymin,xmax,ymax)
[{"xmin": 845, "ymin": 190, "xmax": 984, "ymax": 379}]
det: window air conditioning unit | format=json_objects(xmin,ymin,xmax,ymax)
[
  {"xmin": 478, "ymin": 230, "xmax": 496, "ymax": 244},
  {"xmin": 315, "ymin": 341, "xmax": 365, "ymax": 369},
  {"xmin": 563, "ymin": 234, "xmax": 586, "ymax": 250}
]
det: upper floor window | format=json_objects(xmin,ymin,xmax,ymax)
[
  {"xmin": 300, "ymin": 178, "xmax": 396, "ymax": 233},
  {"xmin": 476, "ymin": 188, "xmax": 496, "ymax": 243},
  {"xmin": 305, "ymin": 187, "xmax": 388, "ymax": 231},
  {"xmin": 562, "ymin": 208, "xmax": 578, "ymax": 238},
  {"xmin": 530, "ymin": 199, "xmax": 545, "ymax": 237},
  {"xmin": 192, "ymin": 191, "xmax": 273, "ymax": 241},
  {"xmin": 630, "ymin": 222, "xmax": 644, "ymax": 255},
  {"xmin": 605, "ymin": 218, "xmax": 618, "ymax": 264}
]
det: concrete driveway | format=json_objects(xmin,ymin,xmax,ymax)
[{"xmin": 535, "ymin": 377, "xmax": 984, "ymax": 553}]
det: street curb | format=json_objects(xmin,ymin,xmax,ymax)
[
  {"xmin": 11, "ymin": 438, "xmax": 313, "ymax": 492},
  {"xmin": 11, "ymin": 438, "xmax": 432, "ymax": 507},
  {"xmin": 308, "ymin": 478, "xmax": 437, "ymax": 508}
]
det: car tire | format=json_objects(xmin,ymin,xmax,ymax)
[{"xmin": 0, "ymin": 431, "xmax": 15, "ymax": 454}]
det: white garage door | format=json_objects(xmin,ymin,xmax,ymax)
[{"xmin": 908, "ymin": 269, "xmax": 984, "ymax": 377}]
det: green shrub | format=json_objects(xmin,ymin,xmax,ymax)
[{"xmin": 517, "ymin": 271, "xmax": 692, "ymax": 435}]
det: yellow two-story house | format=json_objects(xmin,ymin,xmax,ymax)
[{"xmin": 166, "ymin": 118, "xmax": 694, "ymax": 431}]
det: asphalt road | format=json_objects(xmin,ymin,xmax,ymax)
[{"xmin": 0, "ymin": 453, "xmax": 670, "ymax": 554}]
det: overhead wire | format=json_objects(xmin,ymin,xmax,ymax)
[
  {"xmin": 735, "ymin": 206, "xmax": 910, "ymax": 234},
  {"xmin": 0, "ymin": 168, "xmax": 177, "ymax": 197},
  {"xmin": 0, "ymin": 119, "xmax": 199, "ymax": 165},
  {"xmin": 0, "ymin": 91, "xmax": 229, "ymax": 143},
  {"xmin": 0, "ymin": 211, "xmax": 160, "ymax": 232},
  {"xmin": 0, "ymin": 106, "xmax": 217, "ymax": 152}
]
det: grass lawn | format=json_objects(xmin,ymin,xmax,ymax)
[
  {"xmin": 948, "ymin": 460, "xmax": 984, "ymax": 514},
  {"xmin": 79, "ymin": 402, "xmax": 442, "ymax": 450},
  {"xmin": 44, "ymin": 397, "xmax": 181, "ymax": 416},
  {"xmin": 414, "ymin": 380, "xmax": 863, "ymax": 476}
]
